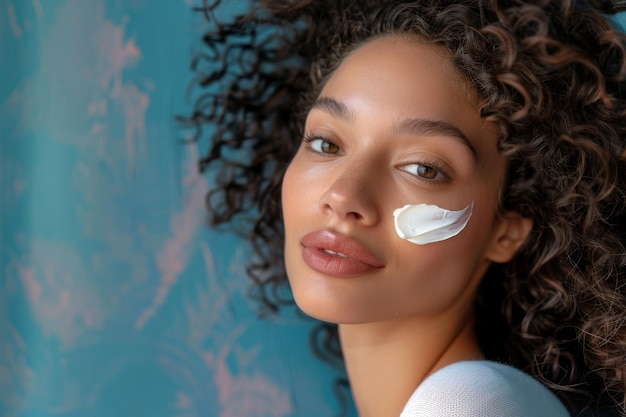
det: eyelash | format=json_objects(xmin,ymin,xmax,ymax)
[{"xmin": 302, "ymin": 132, "xmax": 451, "ymax": 183}]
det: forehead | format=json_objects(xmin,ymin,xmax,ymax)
[
  {"xmin": 322, "ymin": 36, "xmax": 481, "ymax": 110},
  {"xmin": 318, "ymin": 36, "xmax": 484, "ymax": 128}
]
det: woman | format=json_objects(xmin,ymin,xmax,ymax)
[{"xmin": 185, "ymin": 0, "xmax": 626, "ymax": 415}]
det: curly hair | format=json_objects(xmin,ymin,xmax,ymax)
[{"xmin": 182, "ymin": 0, "xmax": 626, "ymax": 414}]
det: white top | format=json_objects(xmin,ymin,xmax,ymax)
[{"xmin": 400, "ymin": 360, "xmax": 570, "ymax": 417}]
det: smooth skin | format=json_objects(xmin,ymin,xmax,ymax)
[{"xmin": 282, "ymin": 36, "xmax": 533, "ymax": 417}]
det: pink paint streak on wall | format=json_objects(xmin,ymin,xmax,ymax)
[
  {"xmin": 212, "ymin": 326, "xmax": 292, "ymax": 417},
  {"xmin": 3, "ymin": 0, "xmax": 43, "ymax": 41},
  {"xmin": 7, "ymin": 3, "xmax": 22, "ymax": 38},
  {"xmin": 0, "ymin": 323, "xmax": 36, "ymax": 408},
  {"xmin": 94, "ymin": 19, "xmax": 149, "ymax": 174},
  {"xmin": 32, "ymin": 0, "xmax": 43, "ymax": 19},
  {"xmin": 89, "ymin": 9, "xmax": 149, "ymax": 174},
  {"xmin": 13, "ymin": 240, "xmax": 105, "ymax": 346},
  {"xmin": 95, "ymin": 15, "xmax": 141, "ymax": 96},
  {"xmin": 8, "ymin": 0, "xmax": 149, "ymax": 172},
  {"xmin": 135, "ymin": 145, "xmax": 209, "ymax": 329},
  {"xmin": 180, "ymin": 242, "xmax": 233, "ymax": 347},
  {"xmin": 118, "ymin": 83, "xmax": 150, "ymax": 175}
]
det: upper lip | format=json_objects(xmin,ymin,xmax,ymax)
[{"xmin": 300, "ymin": 230, "xmax": 385, "ymax": 268}]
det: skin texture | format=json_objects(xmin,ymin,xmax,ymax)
[{"xmin": 281, "ymin": 36, "xmax": 533, "ymax": 416}]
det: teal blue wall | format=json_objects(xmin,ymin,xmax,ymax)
[
  {"xmin": 3, "ymin": 1, "xmax": 624, "ymax": 416},
  {"xmin": 0, "ymin": 1, "xmax": 348, "ymax": 416}
]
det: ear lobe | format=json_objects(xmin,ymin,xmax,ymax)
[{"xmin": 486, "ymin": 211, "xmax": 534, "ymax": 263}]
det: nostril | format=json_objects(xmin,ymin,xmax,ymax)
[{"xmin": 319, "ymin": 178, "xmax": 378, "ymax": 226}]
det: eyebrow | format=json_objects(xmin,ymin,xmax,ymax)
[
  {"xmin": 396, "ymin": 118, "xmax": 478, "ymax": 160},
  {"xmin": 310, "ymin": 96, "xmax": 478, "ymax": 161},
  {"xmin": 310, "ymin": 97, "xmax": 356, "ymax": 122}
]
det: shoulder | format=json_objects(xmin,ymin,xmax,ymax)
[{"xmin": 400, "ymin": 360, "xmax": 571, "ymax": 417}]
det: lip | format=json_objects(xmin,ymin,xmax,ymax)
[{"xmin": 300, "ymin": 230, "xmax": 385, "ymax": 277}]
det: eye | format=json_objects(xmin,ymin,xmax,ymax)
[
  {"xmin": 401, "ymin": 161, "xmax": 449, "ymax": 182},
  {"xmin": 303, "ymin": 134, "xmax": 342, "ymax": 155}
]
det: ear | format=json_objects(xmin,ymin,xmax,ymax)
[{"xmin": 485, "ymin": 211, "xmax": 533, "ymax": 263}]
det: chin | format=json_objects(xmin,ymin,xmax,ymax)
[
  {"xmin": 293, "ymin": 293, "xmax": 340, "ymax": 323},
  {"xmin": 292, "ymin": 292, "xmax": 386, "ymax": 325}
]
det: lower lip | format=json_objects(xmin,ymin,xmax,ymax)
[{"xmin": 302, "ymin": 247, "xmax": 379, "ymax": 277}]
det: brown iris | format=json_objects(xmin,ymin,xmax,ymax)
[
  {"xmin": 417, "ymin": 165, "xmax": 438, "ymax": 179},
  {"xmin": 321, "ymin": 140, "xmax": 340, "ymax": 154}
]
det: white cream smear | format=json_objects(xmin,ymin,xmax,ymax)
[{"xmin": 393, "ymin": 202, "xmax": 474, "ymax": 245}]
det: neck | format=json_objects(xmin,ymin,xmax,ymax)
[{"xmin": 339, "ymin": 314, "xmax": 482, "ymax": 417}]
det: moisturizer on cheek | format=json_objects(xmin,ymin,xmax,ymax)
[{"xmin": 393, "ymin": 202, "xmax": 474, "ymax": 245}]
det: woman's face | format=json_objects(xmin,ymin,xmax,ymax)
[{"xmin": 282, "ymin": 36, "xmax": 509, "ymax": 324}]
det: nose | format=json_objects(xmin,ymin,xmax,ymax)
[{"xmin": 319, "ymin": 160, "xmax": 380, "ymax": 227}]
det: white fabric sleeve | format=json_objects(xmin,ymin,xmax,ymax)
[{"xmin": 399, "ymin": 361, "xmax": 571, "ymax": 417}]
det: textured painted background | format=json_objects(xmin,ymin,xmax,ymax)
[
  {"xmin": 0, "ymin": 1, "xmax": 351, "ymax": 416},
  {"xmin": 3, "ymin": 1, "xmax": 626, "ymax": 417}
]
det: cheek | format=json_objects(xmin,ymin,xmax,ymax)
[
  {"xmin": 281, "ymin": 165, "xmax": 295, "ymax": 220},
  {"xmin": 282, "ymin": 157, "xmax": 330, "ymax": 224},
  {"xmin": 380, "ymin": 247, "xmax": 483, "ymax": 318},
  {"xmin": 281, "ymin": 166, "xmax": 301, "ymax": 291},
  {"xmin": 388, "ymin": 205, "xmax": 498, "ymax": 310},
  {"xmin": 281, "ymin": 162, "xmax": 313, "ymax": 265},
  {"xmin": 281, "ymin": 162, "xmax": 303, "ymax": 218},
  {"xmin": 282, "ymin": 163, "xmax": 310, "ymax": 226}
]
